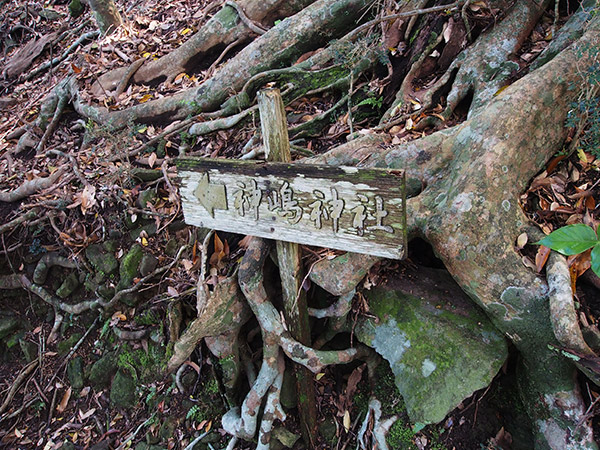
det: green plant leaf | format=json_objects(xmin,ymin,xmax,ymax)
[
  {"xmin": 591, "ymin": 244, "xmax": 600, "ymax": 278},
  {"xmin": 536, "ymin": 224, "xmax": 598, "ymax": 255}
]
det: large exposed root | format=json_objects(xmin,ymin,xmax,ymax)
[{"xmin": 383, "ymin": 0, "xmax": 551, "ymax": 126}]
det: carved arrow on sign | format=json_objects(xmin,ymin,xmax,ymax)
[{"xmin": 193, "ymin": 173, "xmax": 227, "ymax": 217}]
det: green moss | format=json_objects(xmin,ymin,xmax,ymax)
[{"xmin": 388, "ymin": 421, "xmax": 417, "ymax": 449}]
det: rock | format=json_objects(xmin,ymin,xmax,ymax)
[
  {"xmin": 89, "ymin": 352, "xmax": 118, "ymax": 389},
  {"xmin": 119, "ymin": 244, "xmax": 143, "ymax": 284},
  {"xmin": 272, "ymin": 426, "xmax": 300, "ymax": 448},
  {"xmin": 355, "ymin": 266, "xmax": 507, "ymax": 425},
  {"xmin": 67, "ymin": 357, "xmax": 85, "ymax": 391},
  {"xmin": 136, "ymin": 188, "xmax": 156, "ymax": 209},
  {"xmin": 318, "ymin": 420, "xmax": 337, "ymax": 444},
  {"xmin": 86, "ymin": 244, "xmax": 118, "ymax": 277},
  {"xmin": 0, "ymin": 316, "xmax": 19, "ymax": 340},
  {"xmin": 110, "ymin": 370, "xmax": 137, "ymax": 408},
  {"xmin": 19, "ymin": 339, "xmax": 38, "ymax": 362},
  {"xmin": 59, "ymin": 442, "xmax": 77, "ymax": 450},
  {"xmin": 116, "ymin": 244, "xmax": 144, "ymax": 305},
  {"xmin": 56, "ymin": 273, "xmax": 80, "ymax": 298},
  {"xmin": 57, "ymin": 333, "xmax": 82, "ymax": 356},
  {"xmin": 139, "ymin": 254, "xmax": 158, "ymax": 277},
  {"xmin": 103, "ymin": 240, "xmax": 118, "ymax": 253},
  {"xmin": 129, "ymin": 222, "xmax": 157, "ymax": 240},
  {"xmin": 97, "ymin": 284, "xmax": 115, "ymax": 300}
]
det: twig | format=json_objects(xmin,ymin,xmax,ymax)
[
  {"xmin": 115, "ymin": 413, "xmax": 157, "ymax": 450},
  {"xmin": 184, "ymin": 431, "xmax": 210, "ymax": 450},
  {"xmin": 347, "ymin": 71, "xmax": 355, "ymax": 137},
  {"xmin": 26, "ymin": 30, "xmax": 100, "ymax": 81},
  {"xmin": 0, "ymin": 360, "xmax": 38, "ymax": 416},
  {"xmin": 35, "ymin": 91, "xmax": 69, "ymax": 153},
  {"xmin": 47, "ymin": 149, "xmax": 90, "ymax": 186},
  {"xmin": 462, "ymin": 0, "xmax": 473, "ymax": 42},
  {"xmin": 99, "ymin": 246, "xmax": 186, "ymax": 309},
  {"xmin": 225, "ymin": 1, "xmax": 267, "ymax": 35},
  {"xmin": 44, "ymin": 317, "xmax": 100, "ymax": 391}
]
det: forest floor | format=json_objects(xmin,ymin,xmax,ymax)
[{"xmin": 0, "ymin": 0, "xmax": 599, "ymax": 449}]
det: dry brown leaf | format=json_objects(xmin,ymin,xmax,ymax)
[
  {"xmin": 56, "ymin": 387, "xmax": 72, "ymax": 413},
  {"xmin": 535, "ymin": 245, "xmax": 551, "ymax": 273}
]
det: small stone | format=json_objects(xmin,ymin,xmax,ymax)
[
  {"xmin": 136, "ymin": 188, "xmax": 156, "ymax": 209},
  {"xmin": 139, "ymin": 254, "xmax": 158, "ymax": 277},
  {"xmin": 272, "ymin": 426, "xmax": 300, "ymax": 448},
  {"xmin": 19, "ymin": 339, "xmax": 38, "ymax": 362},
  {"xmin": 56, "ymin": 273, "xmax": 80, "ymax": 298},
  {"xmin": 110, "ymin": 370, "xmax": 137, "ymax": 408},
  {"xmin": 57, "ymin": 333, "xmax": 82, "ymax": 356},
  {"xmin": 86, "ymin": 244, "xmax": 118, "ymax": 276},
  {"xmin": 67, "ymin": 356, "xmax": 85, "ymax": 390},
  {"xmin": 89, "ymin": 352, "xmax": 118, "ymax": 389},
  {"xmin": 103, "ymin": 240, "xmax": 119, "ymax": 253},
  {"xmin": 97, "ymin": 284, "xmax": 115, "ymax": 300},
  {"xmin": 129, "ymin": 222, "xmax": 157, "ymax": 240},
  {"xmin": 0, "ymin": 316, "xmax": 19, "ymax": 340}
]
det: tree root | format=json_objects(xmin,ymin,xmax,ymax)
[
  {"xmin": 95, "ymin": 0, "xmax": 316, "ymax": 89},
  {"xmin": 219, "ymin": 237, "xmax": 364, "ymax": 445},
  {"xmin": 383, "ymin": 0, "xmax": 551, "ymax": 125},
  {"xmin": 0, "ymin": 167, "xmax": 66, "ymax": 202},
  {"xmin": 0, "ymin": 208, "xmax": 40, "ymax": 234},
  {"xmin": 357, "ymin": 398, "xmax": 398, "ymax": 450},
  {"xmin": 32, "ymin": 253, "xmax": 78, "ymax": 284},
  {"xmin": 547, "ymin": 252, "xmax": 600, "ymax": 387}
]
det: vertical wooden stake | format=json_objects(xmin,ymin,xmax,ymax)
[{"xmin": 258, "ymin": 88, "xmax": 317, "ymax": 447}]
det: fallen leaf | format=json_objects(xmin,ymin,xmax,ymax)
[
  {"xmin": 516, "ymin": 232, "xmax": 528, "ymax": 250},
  {"xmin": 78, "ymin": 408, "xmax": 96, "ymax": 421},
  {"xmin": 343, "ymin": 410, "xmax": 351, "ymax": 433},
  {"xmin": 56, "ymin": 387, "xmax": 72, "ymax": 413},
  {"xmin": 148, "ymin": 152, "xmax": 157, "ymax": 168},
  {"xmin": 535, "ymin": 245, "xmax": 551, "ymax": 273}
]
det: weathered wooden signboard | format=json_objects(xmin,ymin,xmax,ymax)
[{"xmin": 177, "ymin": 158, "xmax": 407, "ymax": 259}]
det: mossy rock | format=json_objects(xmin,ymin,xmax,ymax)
[
  {"xmin": 139, "ymin": 254, "xmax": 158, "ymax": 277},
  {"xmin": 136, "ymin": 188, "xmax": 156, "ymax": 209},
  {"xmin": 85, "ymin": 244, "xmax": 118, "ymax": 277},
  {"xmin": 355, "ymin": 266, "xmax": 508, "ymax": 425},
  {"xmin": 57, "ymin": 333, "xmax": 82, "ymax": 356},
  {"xmin": 110, "ymin": 370, "xmax": 137, "ymax": 408},
  {"xmin": 56, "ymin": 273, "xmax": 80, "ymax": 298},
  {"xmin": 67, "ymin": 356, "xmax": 85, "ymax": 391},
  {"xmin": 116, "ymin": 244, "xmax": 144, "ymax": 305},
  {"xmin": 0, "ymin": 316, "xmax": 19, "ymax": 340},
  {"xmin": 88, "ymin": 351, "xmax": 118, "ymax": 389},
  {"xmin": 19, "ymin": 339, "xmax": 38, "ymax": 362}
]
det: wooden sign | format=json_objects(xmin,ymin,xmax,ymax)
[{"xmin": 177, "ymin": 158, "xmax": 406, "ymax": 259}]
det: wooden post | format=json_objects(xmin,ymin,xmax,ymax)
[{"xmin": 257, "ymin": 88, "xmax": 318, "ymax": 447}]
